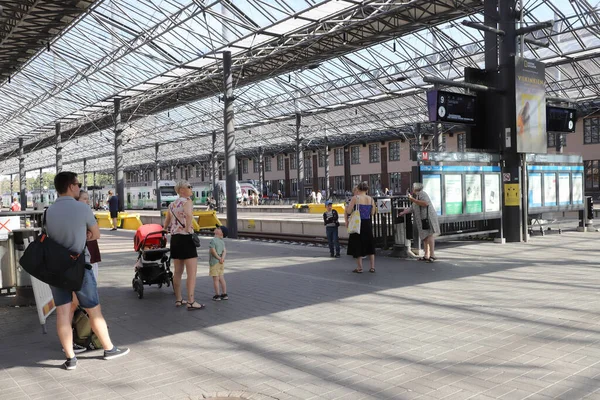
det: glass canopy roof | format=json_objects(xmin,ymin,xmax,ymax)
[{"xmin": 0, "ymin": 0, "xmax": 599, "ymax": 175}]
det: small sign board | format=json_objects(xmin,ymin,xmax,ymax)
[
  {"xmin": 503, "ymin": 173, "xmax": 511, "ymax": 182},
  {"xmin": 0, "ymin": 217, "xmax": 20, "ymax": 240},
  {"xmin": 377, "ymin": 199, "xmax": 392, "ymax": 214}
]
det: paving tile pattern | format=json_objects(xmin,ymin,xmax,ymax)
[{"xmin": 1, "ymin": 229, "xmax": 600, "ymax": 399}]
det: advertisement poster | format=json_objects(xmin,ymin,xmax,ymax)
[
  {"xmin": 465, "ymin": 174, "xmax": 482, "ymax": 213},
  {"xmin": 573, "ymin": 173, "xmax": 583, "ymax": 204},
  {"xmin": 515, "ymin": 58, "xmax": 547, "ymax": 153},
  {"xmin": 422, "ymin": 174, "xmax": 442, "ymax": 215},
  {"xmin": 484, "ymin": 174, "xmax": 500, "ymax": 212},
  {"xmin": 528, "ymin": 173, "xmax": 542, "ymax": 207},
  {"xmin": 558, "ymin": 173, "xmax": 570, "ymax": 205},
  {"xmin": 544, "ymin": 173, "xmax": 556, "ymax": 206},
  {"xmin": 444, "ymin": 174, "xmax": 463, "ymax": 215}
]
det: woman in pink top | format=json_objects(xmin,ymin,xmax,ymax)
[{"xmin": 163, "ymin": 180, "xmax": 204, "ymax": 310}]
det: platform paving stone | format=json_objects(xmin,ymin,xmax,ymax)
[{"xmin": 1, "ymin": 228, "xmax": 600, "ymax": 399}]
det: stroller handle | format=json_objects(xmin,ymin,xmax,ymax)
[{"xmin": 139, "ymin": 230, "xmax": 168, "ymax": 250}]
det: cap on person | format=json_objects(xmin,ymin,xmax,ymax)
[
  {"xmin": 325, "ymin": 200, "xmax": 333, "ymax": 206},
  {"xmin": 216, "ymin": 225, "xmax": 229, "ymax": 238}
]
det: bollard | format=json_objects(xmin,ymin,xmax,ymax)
[
  {"xmin": 578, "ymin": 196, "xmax": 595, "ymax": 232},
  {"xmin": 390, "ymin": 213, "xmax": 409, "ymax": 257}
]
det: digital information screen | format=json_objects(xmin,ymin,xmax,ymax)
[
  {"xmin": 427, "ymin": 90, "xmax": 476, "ymax": 124},
  {"xmin": 546, "ymin": 106, "xmax": 576, "ymax": 133}
]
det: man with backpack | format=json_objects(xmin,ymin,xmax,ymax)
[{"xmin": 47, "ymin": 172, "xmax": 129, "ymax": 370}]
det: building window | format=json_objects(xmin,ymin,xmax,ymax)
[
  {"xmin": 548, "ymin": 132, "xmax": 556, "ymax": 148},
  {"xmin": 242, "ymin": 159, "xmax": 248, "ymax": 174},
  {"xmin": 334, "ymin": 148, "xmax": 343, "ymax": 166},
  {"xmin": 318, "ymin": 177, "xmax": 326, "ymax": 193},
  {"xmin": 351, "ymin": 146, "xmax": 360, "ymax": 164},
  {"xmin": 369, "ymin": 174, "xmax": 381, "ymax": 195},
  {"xmin": 304, "ymin": 156, "xmax": 312, "ymax": 184},
  {"xmin": 318, "ymin": 151, "xmax": 325, "ymax": 168},
  {"xmin": 585, "ymin": 160, "xmax": 599, "ymax": 190},
  {"xmin": 334, "ymin": 176, "xmax": 345, "ymax": 194},
  {"xmin": 369, "ymin": 144, "xmax": 380, "ymax": 163},
  {"xmin": 457, "ymin": 133, "xmax": 466, "ymax": 152},
  {"xmin": 253, "ymin": 158, "xmax": 259, "ymax": 173},
  {"xmin": 277, "ymin": 154, "xmax": 284, "ymax": 171},
  {"xmin": 351, "ymin": 175, "xmax": 361, "ymax": 188},
  {"xmin": 265, "ymin": 156, "xmax": 271, "ymax": 172},
  {"xmin": 290, "ymin": 153, "xmax": 297, "ymax": 169},
  {"xmin": 584, "ymin": 117, "xmax": 600, "ymax": 144},
  {"xmin": 389, "ymin": 172, "xmax": 401, "ymax": 194},
  {"xmin": 389, "ymin": 141, "xmax": 400, "ymax": 161},
  {"xmin": 291, "ymin": 178, "xmax": 298, "ymax": 196}
]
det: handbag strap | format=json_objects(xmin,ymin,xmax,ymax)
[{"xmin": 169, "ymin": 205, "xmax": 186, "ymax": 229}]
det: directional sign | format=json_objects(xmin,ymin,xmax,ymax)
[
  {"xmin": 377, "ymin": 198, "xmax": 392, "ymax": 214},
  {"xmin": 0, "ymin": 217, "xmax": 19, "ymax": 239}
]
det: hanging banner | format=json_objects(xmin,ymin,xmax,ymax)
[
  {"xmin": 422, "ymin": 174, "xmax": 442, "ymax": 215},
  {"xmin": 465, "ymin": 174, "xmax": 482, "ymax": 213},
  {"xmin": 528, "ymin": 173, "xmax": 542, "ymax": 208},
  {"xmin": 484, "ymin": 174, "xmax": 501, "ymax": 212},
  {"xmin": 515, "ymin": 58, "xmax": 546, "ymax": 153},
  {"xmin": 573, "ymin": 173, "xmax": 583, "ymax": 204},
  {"xmin": 444, "ymin": 175, "xmax": 463, "ymax": 215},
  {"xmin": 543, "ymin": 173, "xmax": 557, "ymax": 206},
  {"xmin": 558, "ymin": 173, "xmax": 571, "ymax": 206}
]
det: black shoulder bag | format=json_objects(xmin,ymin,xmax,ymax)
[
  {"xmin": 421, "ymin": 205, "xmax": 431, "ymax": 230},
  {"xmin": 19, "ymin": 210, "xmax": 87, "ymax": 291},
  {"xmin": 169, "ymin": 205, "xmax": 201, "ymax": 248}
]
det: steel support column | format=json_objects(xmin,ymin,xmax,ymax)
[
  {"xmin": 82, "ymin": 159, "xmax": 87, "ymax": 190},
  {"xmin": 223, "ymin": 51, "xmax": 238, "ymax": 238},
  {"xmin": 55, "ymin": 122, "xmax": 62, "ymax": 173},
  {"xmin": 155, "ymin": 143, "xmax": 162, "ymax": 216},
  {"xmin": 258, "ymin": 147, "xmax": 264, "ymax": 198},
  {"xmin": 296, "ymin": 113, "xmax": 305, "ymax": 204},
  {"xmin": 324, "ymin": 128, "xmax": 330, "ymax": 200},
  {"xmin": 212, "ymin": 130, "xmax": 219, "ymax": 212},
  {"xmin": 19, "ymin": 138, "xmax": 26, "ymax": 210},
  {"xmin": 114, "ymin": 98, "xmax": 125, "ymax": 212},
  {"xmin": 498, "ymin": 0, "xmax": 523, "ymax": 242},
  {"xmin": 38, "ymin": 168, "xmax": 43, "ymax": 208}
]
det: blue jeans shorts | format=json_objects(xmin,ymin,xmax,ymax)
[{"xmin": 50, "ymin": 268, "xmax": 99, "ymax": 308}]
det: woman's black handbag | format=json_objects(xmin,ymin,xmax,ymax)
[
  {"xmin": 170, "ymin": 207, "xmax": 201, "ymax": 248},
  {"xmin": 19, "ymin": 211, "xmax": 86, "ymax": 291},
  {"xmin": 421, "ymin": 205, "xmax": 431, "ymax": 230}
]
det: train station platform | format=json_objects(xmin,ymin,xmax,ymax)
[{"xmin": 2, "ymin": 229, "xmax": 600, "ymax": 399}]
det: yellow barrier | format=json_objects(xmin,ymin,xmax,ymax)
[
  {"xmin": 120, "ymin": 213, "xmax": 142, "ymax": 230},
  {"xmin": 302, "ymin": 203, "xmax": 346, "ymax": 215},
  {"xmin": 95, "ymin": 212, "xmax": 117, "ymax": 229},
  {"xmin": 193, "ymin": 210, "xmax": 222, "ymax": 230}
]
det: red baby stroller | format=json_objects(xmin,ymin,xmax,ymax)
[{"xmin": 132, "ymin": 224, "xmax": 173, "ymax": 299}]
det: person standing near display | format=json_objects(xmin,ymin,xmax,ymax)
[{"xmin": 399, "ymin": 182, "xmax": 440, "ymax": 262}]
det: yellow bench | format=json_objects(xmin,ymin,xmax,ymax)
[{"xmin": 120, "ymin": 213, "xmax": 142, "ymax": 230}]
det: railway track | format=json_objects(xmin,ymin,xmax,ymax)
[{"xmin": 199, "ymin": 230, "xmax": 348, "ymax": 246}]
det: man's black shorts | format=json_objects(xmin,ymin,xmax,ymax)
[{"xmin": 110, "ymin": 210, "xmax": 118, "ymax": 218}]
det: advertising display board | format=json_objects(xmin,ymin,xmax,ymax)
[
  {"xmin": 445, "ymin": 175, "xmax": 463, "ymax": 215},
  {"xmin": 484, "ymin": 174, "xmax": 501, "ymax": 212},
  {"xmin": 422, "ymin": 174, "xmax": 442, "ymax": 215},
  {"xmin": 528, "ymin": 173, "xmax": 542, "ymax": 207},
  {"xmin": 543, "ymin": 173, "xmax": 557, "ymax": 206},
  {"xmin": 573, "ymin": 173, "xmax": 583, "ymax": 204},
  {"xmin": 558, "ymin": 173, "xmax": 570, "ymax": 205},
  {"xmin": 465, "ymin": 174, "xmax": 482, "ymax": 213},
  {"xmin": 515, "ymin": 58, "xmax": 547, "ymax": 153}
]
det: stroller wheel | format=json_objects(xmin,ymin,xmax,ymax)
[
  {"xmin": 134, "ymin": 277, "xmax": 144, "ymax": 299},
  {"xmin": 157, "ymin": 282, "xmax": 163, "ymax": 289},
  {"xmin": 136, "ymin": 285, "xmax": 144, "ymax": 299},
  {"xmin": 132, "ymin": 278, "xmax": 137, "ymax": 291}
]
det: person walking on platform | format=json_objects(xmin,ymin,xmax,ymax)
[
  {"xmin": 399, "ymin": 182, "xmax": 440, "ymax": 262},
  {"xmin": 106, "ymin": 190, "xmax": 118, "ymax": 231},
  {"xmin": 47, "ymin": 172, "xmax": 129, "ymax": 370},
  {"xmin": 345, "ymin": 182, "xmax": 376, "ymax": 273},
  {"xmin": 10, "ymin": 197, "xmax": 21, "ymax": 212},
  {"xmin": 316, "ymin": 191, "xmax": 322, "ymax": 204},
  {"xmin": 323, "ymin": 200, "xmax": 340, "ymax": 258},
  {"xmin": 164, "ymin": 180, "xmax": 205, "ymax": 310},
  {"xmin": 277, "ymin": 190, "xmax": 283, "ymax": 204}
]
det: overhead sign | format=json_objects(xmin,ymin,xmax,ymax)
[
  {"xmin": 377, "ymin": 198, "xmax": 391, "ymax": 214},
  {"xmin": 427, "ymin": 90, "xmax": 477, "ymax": 124},
  {"xmin": 0, "ymin": 217, "xmax": 19, "ymax": 240},
  {"xmin": 417, "ymin": 152, "xmax": 499, "ymax": 163},
  {"xmin": 546, "ymin": 106, "xmax": 576, "ymax": 133},
  {"xmin": 515, "ymin": 58, "xmax": 546, "ymax": 153}
]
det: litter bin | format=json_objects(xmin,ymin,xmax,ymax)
[
  {"xmin": 390, "ymin": 212, "xmax": 410, "ymax": 257},
  {"xmin": 0, "ymin": 235, "xmax": 16, "ymax": 293},
  {"xmin": 12, "ymin": 229, "xmax": 40, "ymax": 287}
]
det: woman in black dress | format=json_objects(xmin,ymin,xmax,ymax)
[{"xmin": 345, "ymin": 182, "xmax": 376, "ymax": 273}]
